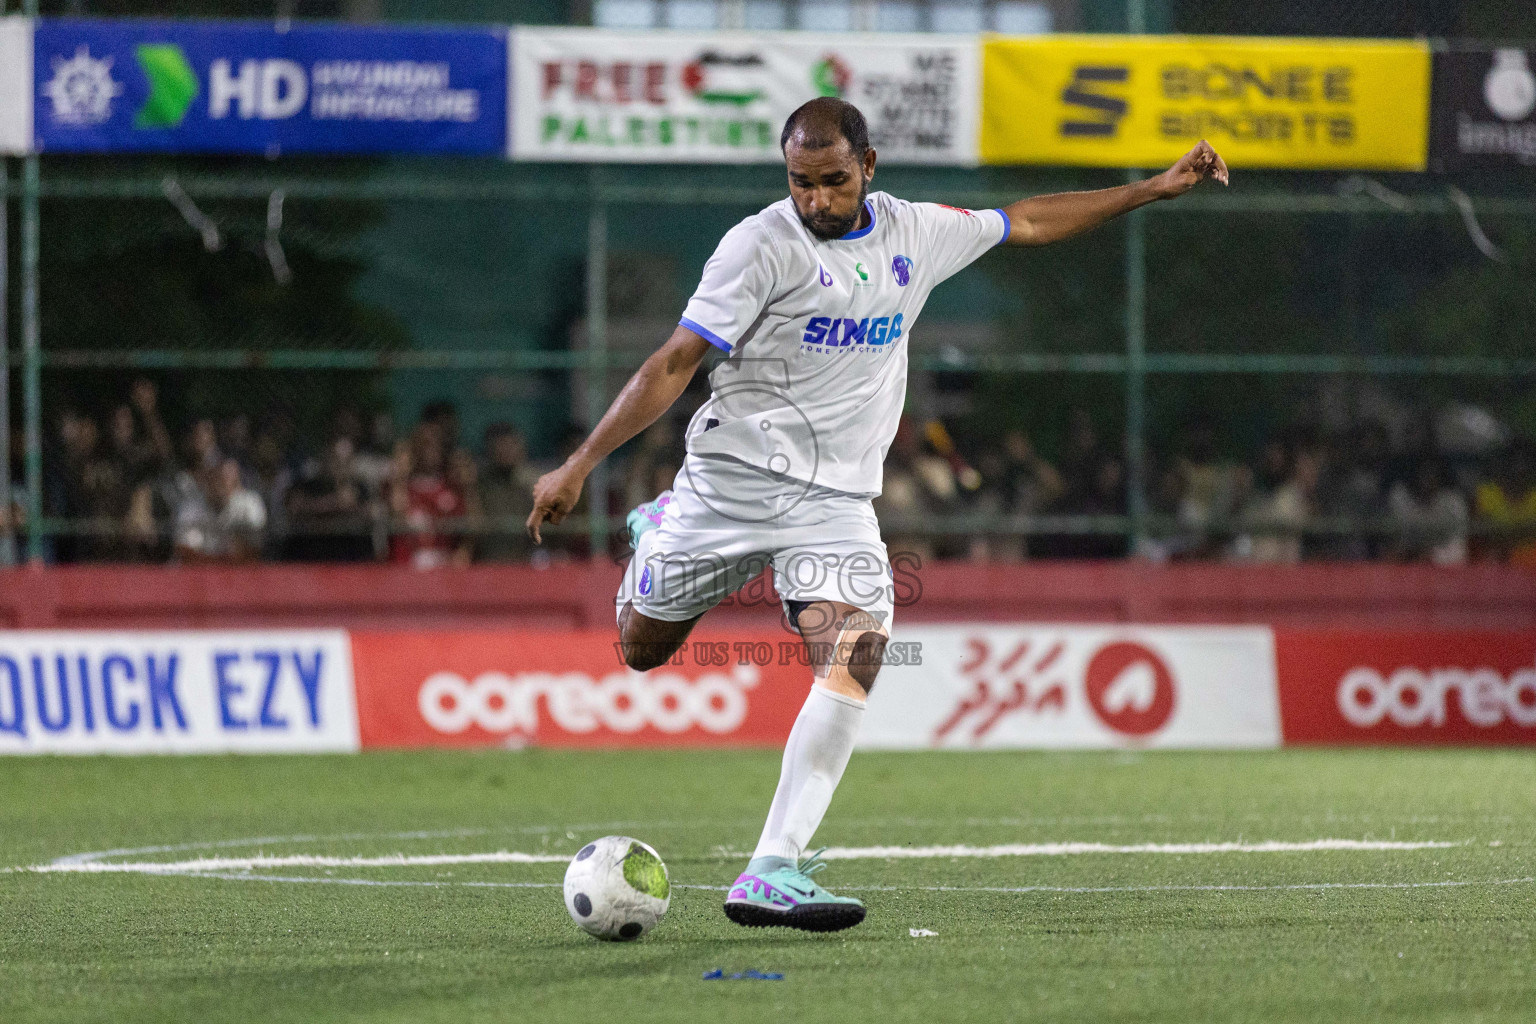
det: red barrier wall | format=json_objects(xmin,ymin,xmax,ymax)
[{"xmin": 2, "ymin": 562, "xmax": 1534, "ymax": 630}]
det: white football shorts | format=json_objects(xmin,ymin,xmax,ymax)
[{"xmin": 616, "ymin": 454, "xmax": 895, "ymax": 628}]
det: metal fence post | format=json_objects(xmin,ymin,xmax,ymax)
[
  {"xmin": 0, "ymin": 157, "xmax": 11, "ymax": 566},
  {"xmin": 586, "ymin": 169, "xmax": 609, "ymax": 560},
  {"xmin": 1123, "ymin": 0, "xmax": 1149, "ymax": 554},
  {"xmin": 1124, "ymin": 171, "xmax": 1148, "ymax": 553},
  {"xmin": 21, "ymin": 153, "xmax": 39, "ymax": 563}
]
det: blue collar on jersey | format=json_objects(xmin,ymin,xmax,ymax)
[{"xmin": 835, "ymin": 200, "xmax": 877, "ymax": 241}]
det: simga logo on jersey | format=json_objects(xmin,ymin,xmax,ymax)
[{"xmin": 801, "ymin": 314, "xmax": 904, "ymax": 352}]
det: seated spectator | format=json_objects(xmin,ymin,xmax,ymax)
[
  {"xmin": 996, "ymin": 430, "xmax": 1064, "ymax": 515},
  {"xmin": 873, "ymin": 417, "xmax": 956, "ymax": 562},
  {"xmin": 388, "ymin": 421, "xmax": 468, "ymax": 569},
  {"xmin": 1056, "ymin": 408, "xmax": 1103, "ymax": 507},
  {"xmin": 971, "ymin": 429, "xmax": 1063, "ymax": 561},
  {"xmin": 286, "ymin": 436, "xmax": 374, "ymax": 562},
  {"xmin": 219, "ymin": 414, "xmax": 254, "ymax": 478},
  {"xmin": 477, "ymin": 423, "xmax": 539, "ymax": 562},
  {"xmin": 1032, "ymin": 411, "xmax": 1128, "ymax": 560},
  {"xmin": 353, "ymin": 411, "xmax": 397, "ymax": 493},
  {"xmin": 250, "ymin": 428, "xmax": 295, "ymax": 559},
  {"xmin": 1387, "ymin": 457, "xmax": 1468, "ymax": 565},
  {"xmin": 1169, "ymin": 416, "xmax": 1246, "ymax": 559},
  {"xmin": 1311, "ymin": 422, "xmax": 1391, "ymax": 560},
  {"xmin": 186, "ymin": 418, "xmax": 222, "ymax": 475},
  {"xmin": 1233, "ymin": 440, "xmax": 1318, "ymax": 564},
  {"xmin": 105, "ymin": 403, "xmax": 162, "ymax": 561},
  {"xmin": 448, "ymin": 447, "xmax": 482, "ymax": 562},
  {"xmin": 421, "ymin": 399, "xmax": 463, "ymax": 460},
  {"xmin": 1, "ymin": 441, "xmax": 23, "ymax": 565},
  {"xmin": 127, "ymin": 378, "xmax": 174, "ymax": 468},
  {"xmin": 174, "ymin": 458, "xmax": 266, "ymax": 563},
  {"xmin": 1043, "ymin": 453, "xmax": 1129, "ymax": 560},
  {"xmin": 47, "ymin": 409, "xmax": 97, "ymax": 563},
  {"xmin": 1474, "ymin": 440, "xmax": 1536, "ymax": 566},
  {"xmin": 108, "ymin": 404, "xmax": 162, "ymax": 486}
]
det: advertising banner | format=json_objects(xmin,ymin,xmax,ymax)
[
  {"xmin": 510, "ymin": 27, "xmax": 978, "ymax": 164},
  {"xmin": 863, "ymin": 625, "xmax": 1281, "ymax": 749},
  {"xmin": 349, "ymin": 629, "xmax": 808, "ymax": 749},
  {"xmin": 32, "ymin": 18, "xmax": 506, "ymax": 155},
  {"xmin": 0, "ymin": 630, "xmax": 358, "ymax": 754},
  {"xmin": 1275, "ymin": 629, "xmax": 1536, "ymax": 745},
  {"xmin": 1430, "ymin": 47, "xmax": 1536, "ymax": 170},
  {"xmin": 981, "ymin": 35, "xmax": 1429, "ymax": 170},
  {"xmin": 0, "ymin": 17, "xmax": 31, "ymax": 155}
]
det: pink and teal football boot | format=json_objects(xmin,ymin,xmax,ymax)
[
  {"xmin": 625, "ymin": 490, "xmax": 673, "ymax": 551},
  {"xmin": 723, "ymin": 849, "xmax": 866, "ymax": 932}
]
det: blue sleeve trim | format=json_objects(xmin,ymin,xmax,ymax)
[
  {"xmin": 993, "ymin": 208, "xmax": 1012, "ymax": 246},
  {"xmin": 680, "ymin": 317, "xmax": 732, "ymax": 353}
]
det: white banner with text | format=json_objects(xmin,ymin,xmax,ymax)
[
  {"xmin": 510, "ymin": 27, "xmax": 978, "ymax": 164},
  {"xmin": 0, "ymin": 630, "xmax": 358, "ymax": 754}
]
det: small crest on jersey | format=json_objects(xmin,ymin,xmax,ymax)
[
  {"xmin": 892, "ymin": 255, "xmax": 912, "ymax": 287},
  {"xmin": 639, "ymin": 564, "xmax": 653, "ymax": 596},
  {"xmin": 818, "ymin": 264, "xmax": 833, "ymax": 287}
]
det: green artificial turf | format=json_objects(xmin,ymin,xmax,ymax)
[{"xmin": 1, "ymin": 748, "xmax": 1533, "ymax": 1023}]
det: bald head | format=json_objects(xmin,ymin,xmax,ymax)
[{"xmin": 780, "ymin": 97, "xmax": 870, "ymax": 163}]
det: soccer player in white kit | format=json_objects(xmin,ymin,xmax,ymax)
[{"xmin": 529, "ymin": 97, "xmax": 1228, "ymax": 932}]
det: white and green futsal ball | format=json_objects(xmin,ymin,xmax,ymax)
[{"xmin": 563, "ymin": 836, "xmax": 671, "ymax": 941}]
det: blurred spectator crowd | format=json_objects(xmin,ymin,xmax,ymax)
[{"xmin": 5, "ymin": 379, "xmax": 1536, "ymax": 567}]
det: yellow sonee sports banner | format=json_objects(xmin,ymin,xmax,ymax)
[{"xmin": 982, "ymin": 35, "xmax": 1430, "ymax": 170}]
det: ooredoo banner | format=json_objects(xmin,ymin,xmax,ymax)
[
  {"xmin": 510, "ymin": 27, "xmax": 979, "ymax": 164},
  {"xmin": 1275, "ymin": 629, "xmax": 1536, "ymax": 745},
  {"xmin": 981, "ymin": 35, "xmax": 1430, "ymax": 170},
  {"xmin": 349, "ymin": 629, "xmax": 807, "ymax": 749},
  {"xmin": 32, "ymin": 18, "xmax": 506, "ymax": 154},
  {"xmin": 5, "ymin": 625, "xmax": 1535, "ymax": 753},
  {"xmin": 865, "ymin": 625, "xmax": 1281, "ymax": 749},
  {"xmin": 0, "ymin": 630, "xmax": 358, "ymax": 754}
]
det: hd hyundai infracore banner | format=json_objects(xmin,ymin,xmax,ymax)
[{"xmin": 30, "ymin": 18, "xmax": 506, "ymax": 154}]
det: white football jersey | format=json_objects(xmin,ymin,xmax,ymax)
[{"xmin": 679, "ymin": 190, "xmax": 1008, "ymax": 496}]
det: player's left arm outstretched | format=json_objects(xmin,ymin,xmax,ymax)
[{"xmin": 997, "ymin": 140, "xmax": 1228, "ymax": 247}]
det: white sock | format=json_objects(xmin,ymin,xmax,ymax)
[{"xmin": 748, "ymin": 685, "xmax": 866, "ymax": 869}]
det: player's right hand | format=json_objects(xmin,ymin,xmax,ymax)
[{"xmin": 527, "ymin": 464, "xmax": 586, "ymax": 544}]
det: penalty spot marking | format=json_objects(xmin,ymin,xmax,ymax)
[{"xmin": 14, "ymin": 838, "xmax": 1466, "ymax": 876}]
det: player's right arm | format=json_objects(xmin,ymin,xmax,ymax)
[
  {"xmin": 527, "ymin": 218, "xmax": 778, "ymax": 543},
  {"xmin": 526, "ymin": 326, "xmax": 712, "ymax": 543}
]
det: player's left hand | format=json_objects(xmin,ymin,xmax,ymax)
[{"xmin": 1154, "ymin": 140, "xmax": 1229, "ymax": 198}]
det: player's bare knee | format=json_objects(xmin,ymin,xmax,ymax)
[
  {"xmin": 847, "ymin": 631, "xmax": 887, "ymax": 694},
  {"xmin": 617, "ymin": 603, "xmax": 696, "ymax": 672},
  {"xmin": 621, "ymin": 642, "xmax": 674, "ymax": 673}
]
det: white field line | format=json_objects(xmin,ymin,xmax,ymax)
[
  {"xmin": 159, "ymin": 871, "xmax": 1536, "ymax": 897},
  {"xmin": 817, "ymin": 839, "xmax": 1465, "ymax": 859},
  {"xmin": 21, "ymin": 851, "xmax": 573, "ymax": 874},
  {"xmin": 11, "ymin": 838, "xmax": 1465, "ymax": 876}
]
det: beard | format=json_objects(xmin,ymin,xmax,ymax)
[{"xmin": 798, "ymin": 178, "xmax": 870, "ymax": 240}]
